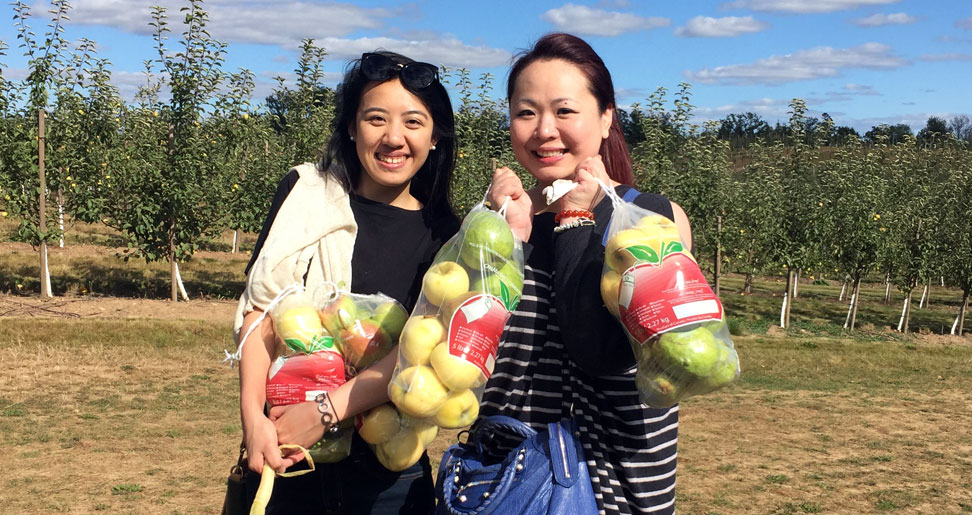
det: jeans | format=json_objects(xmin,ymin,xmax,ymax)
[{"xmin": 244, "ymin": 433, "xmax": 435, "ymax": 514}]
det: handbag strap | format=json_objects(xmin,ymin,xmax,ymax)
[{"xmin": 547, "ymin": 419, "xmax": 582, "ymax": 487}]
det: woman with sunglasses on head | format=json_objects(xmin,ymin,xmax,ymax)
[
  {"xmin": 235, "ymin": 51, "xmax": 458, "ymax": 514},
  {"xmin": 478, "ymin": 34, "xmax": 691, "ymax": 514}
]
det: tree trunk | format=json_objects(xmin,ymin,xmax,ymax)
[
  {"xmin": 958, "ymin": 291, "xmax": 968, "ymax": 336},
  {"xmin": 743, "ymin": 271, "xmax": 753, "ymax": 294},
  {"xmin": 57, "ymin": 187, "xmax": 64, "ymax": 248},
  {"xmin": 900, "ymin": 290, "xmax": 914, "ymax": 335},
  {"xmin": 169, "ymin": 223, "xmax": 178, "ymax": 302},
  {"xmin": 232, "ymin": 229, "xmax": 239, "ymax": 253},
  {"xmin": 793, "ymin": 269, "xmax": 799, "ymax": 298},
  {"xmin": 884, "ymin": 273, "xmax": 891, "ymax": 304},
  {"xmin": 783, "ymin": 268, "xmax": 795, "ymax": 328},
  {"xmin": 838, "ymin": 275, "xmax": 848, "ymax": 302},
  {"xmin": 849, "ymin": 276, "xmax": 862, "ymax": 330},
  {"xmin": 38, "ymin": 109, "xmax": 52, "ymax": 299},
  {"xmin": 713, "ymin": 215, "xmax": 721, "ymax": 297},
  {"xmin": 919, "ymin": 283, "xmax": 929, "ymax": 309},
  {"xmin": 168, "ymin": 125, "xmax": 177, "ymax": 302}
]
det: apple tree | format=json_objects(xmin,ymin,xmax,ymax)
[
  {"xmin": 820, "ymin": 138, "xmax": 888, "ymax": 329},
  {"xmin": 446, "ymin": 68, "xmax": 517, "ymax": 215},
  {"xmin": 209, "ymin": 69, "xmax": 283, "ymax": 251},
  {"xmin": 102, "ymin": 1, "xmax": 227, "ymax": 301}
]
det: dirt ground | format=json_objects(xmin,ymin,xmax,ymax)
[
  {"xmin": 0, "ymin": 291, "xmax": 238, "ymax": 320},
  {"xmin": 2, "ymin": 290, "xmax": 971, "ymax": 513}
]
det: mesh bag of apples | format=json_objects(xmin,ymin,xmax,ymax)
[
  {"xmin": 600, "ymin": 192, "xmax": 740, "ymax": 408},
  {"xmin": 265, "ymin": 286, "xmax": 408, "ymax": 464},
  {"xmin": 370, "ymin": 205, "xmax": 524, "ymax": 471}
]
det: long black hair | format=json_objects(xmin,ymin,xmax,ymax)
[{"xmin": 320, "ymin": 51, "xmax": 457, "ymax": 220}]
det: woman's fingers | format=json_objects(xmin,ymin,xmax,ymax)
[{"xmin": 562, "ymin": 156, "xmax": 608, "ymax": 211}]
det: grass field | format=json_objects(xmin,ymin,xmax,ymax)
[{"xmin": 2, "ymin": 218, "xmax": 971, "ymax": 513}]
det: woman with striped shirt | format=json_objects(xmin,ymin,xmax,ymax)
[{"xmin": 478, "ymin": 33, "xmax": 693, "ymax": 514}]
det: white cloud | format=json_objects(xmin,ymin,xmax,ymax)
[
  {"xmin": 721, "ymin": 0, "xmax": 899, "ymax": 14},
  {"xmin": 684, "ymin": 43, "xmax": 907, "ymax": 85},
  {"xmin": 675, "ymin": 16, "xmax": 769, "ymax": 37},
  {"xmin": 919, "ymin": 52, "xmax": 972, "ymax": 62},
  {"xmin": 841, "ymin": 83, "xmax": 880, "ymax": 95},
  {"xmin": 542, "ymin": 4, "xmax": 670, "ymax": 37},
  {"xmin": 854, "ymin": 12, "xmax": 918, "ymax": 27},
  {"xmin": 62, "ymin": 1, "xmax": 390, "ymax": 45},
  {"xmin": 315, "ymin": 37, "xmax": 511, "ymax": 68},
  {"xmin": 957, "ymin": 16, "xmax": 972, "ymax": 30}
]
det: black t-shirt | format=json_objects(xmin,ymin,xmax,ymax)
[{"xmin": 245, "ymin": 170, "xmax": 459, "ymax": 311}]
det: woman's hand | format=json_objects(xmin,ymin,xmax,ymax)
[
  {"xmin": 559, "ymin": 156, "xmax": 612, "ymax": 213},
  {"xmin": 488, "ymin": 166, "xmax": 533, "ymax": 242},
  {"xmin": 270, "ymin": 401, "xmax": 327, "ymax": 451},
  {"xmin": 243, "ymin": 412, "xmax": 300, "ymax": 474}
]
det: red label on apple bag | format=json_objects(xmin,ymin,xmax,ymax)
[
  {"xmin": 447, "ymin": 294, "xmax": 510, "ymax": 379},
  {"xmin": 266, "ymin": 350, "xmax": 347, "ymax": 407},
  {"xmin": 618, "ymin": 253, "xmax": 723, "ymax": 345}
]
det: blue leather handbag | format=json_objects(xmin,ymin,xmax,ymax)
[{"xmin": 434, "ymin": 416, "xmax": 599, "ymax": 515}]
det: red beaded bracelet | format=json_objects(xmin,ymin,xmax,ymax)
[{"xmin": 554, "ymin": 209, "xmax": 595, "ymax": 224}]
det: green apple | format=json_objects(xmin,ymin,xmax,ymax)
[
  {"xmin": 471, "ymin": 260, "xmax": 523, "ymax": 300},
  {"xmin": 459, "ymin": 210, "xmax": 515, "ymax": 270},
  {"xmin": 400, "ymin": 316, "xmax": 445, "ymax": 366},
  {"xmin": 600, "ymin": 269, "xmax": 621, "ymax": 318},
  {"xmin": 653, "ymin": 327, "xmax": 721, "ymax": 378},
  {"xmin": 422, "ymin": 261, "xmax": 470, "ymax": 307},
  {"xmin": 434, "ymin": 389, "xmax": 480, "ymax": 429},
  {"xmin": 388, "ymin": 365, "xmax": 449, "ymax": 418},
  {"xmin": 319, "ymin": 293, "xmax": 362, "ymax": 338},
  {"xmin": 429, "ymin": 342, "xmax": 484, "ymax": 391},
  {"xmin": 375, "ymin": 429, "xmax": 425, "ymax": 472},
  {"xmin": 635, "ymin": 370, "xmax": 681, "ymax": 408},
  {"xmin": 372, "ymin": 301, "xmax": 408, "ymax": 341},
  {"xmin": 703, "ymin": 343, "xmax": 739, "ymax": 390},
  {"xmin": 358, "ymin": 403, "xmax": 401, "ymax": 445}
]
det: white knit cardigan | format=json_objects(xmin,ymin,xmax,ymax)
[{"xmin": 232, "ymin": 163, "xmax": 357, "ymax": 343}]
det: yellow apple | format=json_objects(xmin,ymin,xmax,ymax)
[
  {"xmin": 434, "ymin": 389, "xmax": 480, "ymax": 429},
  {"xmin": 401, "ymin": 414, "xmax": 439, "ymax": 446},
  {"xmin": 604, "ymin": 228, "xmax": 663, "ymax": 272},
  {"xmin": 600, "ymin": 269, "xmax": 621, "ymax": 317},
  {"xmin": 358, "ymin": 403, "xmax": 401, "ymax": 445},
  {"xmin": 399, "ymin": 316, "xmax": 445, "ymax": 366},
  {"xmin": 375, "ymin": 429, "xmax": 425, "ymax": 472},
  {"xmin": 438, "ymin": 290, "xmax": 478, "ymax": 326},
  {"xmin": 635, "ymin": 214, "xmax": 680, "ymax": 236},
  {"xmin": 429, "ymin": 342, "xmax": 485, "ymax": 391},
  {"xmin": 275, "ymin": 306, "xmax": 328, "ymax": 353},
  {"xmin": 388, "ymin": 365, "xmax": 449, "ymax": 418},
  {"xmin": 422, "ymin": 261, "xmax": 470, "ymax": 307}
]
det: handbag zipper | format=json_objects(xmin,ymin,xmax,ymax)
[{"xmin": 557, "ymin": 424, "xmax": 570, "ymax": 479}]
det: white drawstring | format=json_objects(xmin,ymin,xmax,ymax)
[{"xmin": 223, "ymin": 283, "xmax": 303, "ymax": 368}]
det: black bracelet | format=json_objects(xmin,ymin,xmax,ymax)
[{"xmin": 314, "ymin": 393, "xmax": 339, "ymax": 433}]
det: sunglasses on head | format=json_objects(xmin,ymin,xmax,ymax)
[{"xmin": 360, "ymin": 53, "xmax": 439, "ymax": 90}]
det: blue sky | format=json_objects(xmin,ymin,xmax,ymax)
[{"xmin": 1, "ymin": 0, "xmax": 970, "ymax": 133}]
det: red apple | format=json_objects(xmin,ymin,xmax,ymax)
[{"xmin": 340, "ymin": 318, "xmax": 391, "ymax": 371}]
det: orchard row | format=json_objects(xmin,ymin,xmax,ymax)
[{"xmin": 0, "ymin": 1, "xmax": 969, "ymax": 333}]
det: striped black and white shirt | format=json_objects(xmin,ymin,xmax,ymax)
[{"xmin": 479, "ymin": 186, "xmax": 679, "ymax": 514}]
